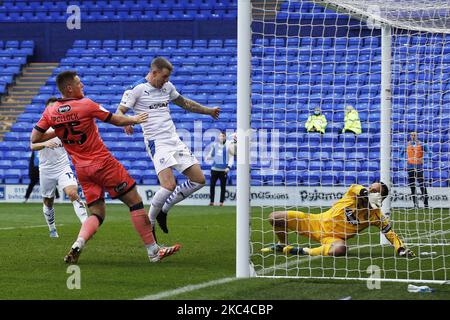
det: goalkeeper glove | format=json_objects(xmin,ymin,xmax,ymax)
[{"xmin": 398, "ymin": 247, "xmax": 416, "ymax": 258}]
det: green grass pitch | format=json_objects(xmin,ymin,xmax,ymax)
[{"xmin": 0, "ymin": 203, "xmax": 449, "ymax": 300}]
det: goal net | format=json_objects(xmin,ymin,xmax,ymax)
[{"xmin": 239, "ymin": 0, "xmax": 450, "ymax": 283}]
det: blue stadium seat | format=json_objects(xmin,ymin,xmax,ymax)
[
  {"xmin": 6, "ymin": 41, "xmax": 19, "ymax": 49},
  {"xmin": 9, "ymin": 141, "xmax": 29, "ymax": 152},
  {"xmin": 224, "ymin": 39, "xmax": 237, "ymax": 47},
  {"xmin": 290, "ymin": 160, "xmax": 308, "ymax": 171},
  {"xmin": 118, "ymin": 40, "xmax": 132, "ymax": 48},
  {"xmin": 325, "ymin": 160, "xmax": 344, "ymax": 171},
  {"xmin": 102, "ymin": 40, "xmax": 116, "ymax": 48},
  {"xmin": 13, "ymin": 159, "xmax": 29, "ymax": 169},
  {"xmin": 3, "ymin": 151, "xmax": 24, "ymax": 161},
  {"xmin": 308, "ymin": 160, "xmax": 322, "ymax": 171},
  {"xmin": 347, "ymin": 151, "xmax": 366, "ymax": 161},
  {"xmin": 303, "ymin": 132, "xmax": 322, "ymax": 145},
  {"xmin": 147, "ymin": 40, "xmax": 162, "ymax": 48},
  {"xmin": 339, "ymin": 172, "xmax": 357, "ymax": 186},
  {"xmin": 340, "ymin": 132, "xmax": 356, "ymax": 144},
  {"xmin": 101, "ymin": 132, "xmax": 120, "ymax": 141},
  {"xmin": 0, "ymin": 160, "xmax": 12, "ymax": 169},
  {"xmin": 321, "ymin": 132, "xmax": 338, "ymax": 144},
  {"xmin": 333, "ymin": 152, "xmax": 347, "ymax": 161},
  {"xmin": 163, "ymin": 39, "xmax": 177, "ymax": 48},
  {"xmin": 321, "ymin": 172, "xmax": 338, "ymax": 186},
  {"xmin": 4, "ymin": 168, "xmax": 21, "ymax": 184},
  {"xmin": 132, "ymin": 40, "xmax": 147, "ymax": 48},
  {"xmin": 193, "ymin": 39, "xmax": 208, "ymax": 48},
  {"xmin": 344, "ymin": 160, "xmax": 361, "ymax": 172},
  {"xmin": 128, "ymin": 169, "xmax": 144, "ymax": 183},
  {"xmin": 357, "ymin": 173, "xmax": 378, "ymax": 185},
  {"xmin": 305, "ymin": 171, "xmax": 321, "ymax": 186},
  {"xmin": 131, "ymin": 160, "xmax": 149, "ymax": 170},
  {"xmin": 393, "ymin": 171, "xmax": 408, "ymax": 186},
  {"xmin": 250, "ymin": 171, "xmax": 264, "ymax": 186},
  {"xmin": 2, "ymin": 132, "xmax": 18, "ymax": 142},
  {"xmin": 142, "ymin": 171, "xmax": 159, "ymax": 184}
]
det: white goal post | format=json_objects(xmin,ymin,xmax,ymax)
[{"xmin": 237, "ymin": 0, "xmax": 450, "ymax": 283}]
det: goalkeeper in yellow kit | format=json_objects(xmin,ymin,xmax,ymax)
[{"xmin": 262, "ymin": 182, "xmax": 415, "ymax": 257}]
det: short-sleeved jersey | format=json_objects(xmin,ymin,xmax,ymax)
[
  {"xmin": 38, "ymin": 137, "xmax": 71, "ymax": 173},
  {"xmin": 319, "ymin": 184, "xmax": 404, "ymax": 251},
  {"xmin": 120, "ymin": 79, "xmax": 180, "ymax": 141},
  {"xmin": 35, "ymin": 98, "xmax": 113, "ymax": 167}
]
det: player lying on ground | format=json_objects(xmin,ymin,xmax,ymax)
[
  {"xmin": 262, "ymin": 183, "xmax": 415, "ymax": 257},
  {"xmin": 31, "ymin": 71, "xmax": 180, "ymax": 264}
]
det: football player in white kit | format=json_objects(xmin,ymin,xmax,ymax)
[
  {"xmin": 116, "ymin": 57, "xmax": 220, "ymax": 238},
  {"xmin": 30, "ymin": 97, "xmax": 88, "ymax": 238}
]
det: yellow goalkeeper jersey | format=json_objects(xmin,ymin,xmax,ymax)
[{"xmin": 319, "ymin": 184, "xmax": 404, "ymax": 251}]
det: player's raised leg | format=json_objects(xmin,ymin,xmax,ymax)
[
  {"xmin": 120, "ymin": 186, "xmax": 180, "ymax": 262},
  {"xmin": 63, "ymin": 185, "xmax": 88, "ymax": 223},
  {"xmin": 148, "ymin": 167, "xmax": 177, "ymax": 235},
  {"xmin": 58, "ymin": 169, "xmax": 88, "ymax": 223},
  {"xmin": 159, "ymin": 164, "xmax": 205, "ymax": 233}
]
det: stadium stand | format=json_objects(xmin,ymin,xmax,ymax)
[
  {"xmin": 0, "ymin": 2, "xmax": 447, "ymax": 188},
  {"xmin": 0, "ymin": 40, "xmax": 34, "ymax": 95},
  {"xmin": 1, "ymin": 35, "xmax": 448, "ymax": 187},
  {"xmin": 0, "ymin": 0, "xmax": 238, "ymax": 22}
]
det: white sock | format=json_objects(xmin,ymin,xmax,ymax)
[
  {"xmin": 162, "ymin": 180, "xmax": 204, "ymax": 212},
  {"xmin": 43, "ymin": 204, "xmax": 56, "ymax": 231},
  {"xmin": 72, "ymin": 237, "xmax": 86, "ymax": 250},
  {"xmin": 145, "ymin": 242, "xmax": 159, "ymax": 256},
  {"xmin": 72, "ymin": 198, "xmax": 88, "ymax": 223},
  {"xmin": 149, "ymin": 187, "xmax": 173, "ymax": 225}
]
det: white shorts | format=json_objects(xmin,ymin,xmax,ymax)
[
  {"xmin": 145, "ymin": 137, "xmax": 199, "ymax": 175},
  {"xmin": 40, "ymin": 165, "xmax": 78, "ymax": 198}
]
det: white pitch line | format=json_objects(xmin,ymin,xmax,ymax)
[
  {"xmin": 135, "ymin": 277, "xmax": 238, "ymax": 300},
  {"xmin": 136, "ymin": 244, "xmax": 373, "ymax": 300},
  {"xmin": 136, "ymin": 231, "xmax": 450, "ymax": 299},
  {"xmin": 0, "ymin": 224, "xmax": 64, "ymax": 231}
]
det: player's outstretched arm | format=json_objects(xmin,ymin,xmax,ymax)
[
  {"xmin": 115, "ymin": 105, "xmax": 134, "ymax": 135},
  {"xmin": 371, "ymin": 211, "xmax": 416, "ymax": 258},
  {"xmin": 109, "ymin": 112, "xmax": 148, "ymax": 127},
  {"xmin": 172, "ymin": 95, "xmax": 220, "ymax": 119},
  {"xmin": 31, "ymin": 128, "xmax": 57, "ymax": 144},
  {"xmin": 30, "ymin": 139, "xmax": 59, "ymax": 151}
]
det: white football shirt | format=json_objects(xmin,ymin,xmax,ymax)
[
  {"xmin": 38, "ymin": 137, "xmax": 71, "ymax": 173},
  {"xmin": 120, "ymin": 78, "xmax": 180, "ymax": 141}
]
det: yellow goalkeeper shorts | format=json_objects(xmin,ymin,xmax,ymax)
[{"xmin": 286, "ymin": 211, "xmax": 324, "ymax": 242}]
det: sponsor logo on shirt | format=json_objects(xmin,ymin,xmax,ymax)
[
  {"xmin": 57, "ymin": 105, "xmax": 71, "ymax": 114},
  {"xmin": 114, "ymin": 182, "xmax": 128, "ymax": 193},
  {"xmin": 147, "ymin": 102, "xmax": 168, "ymax": 110}
]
